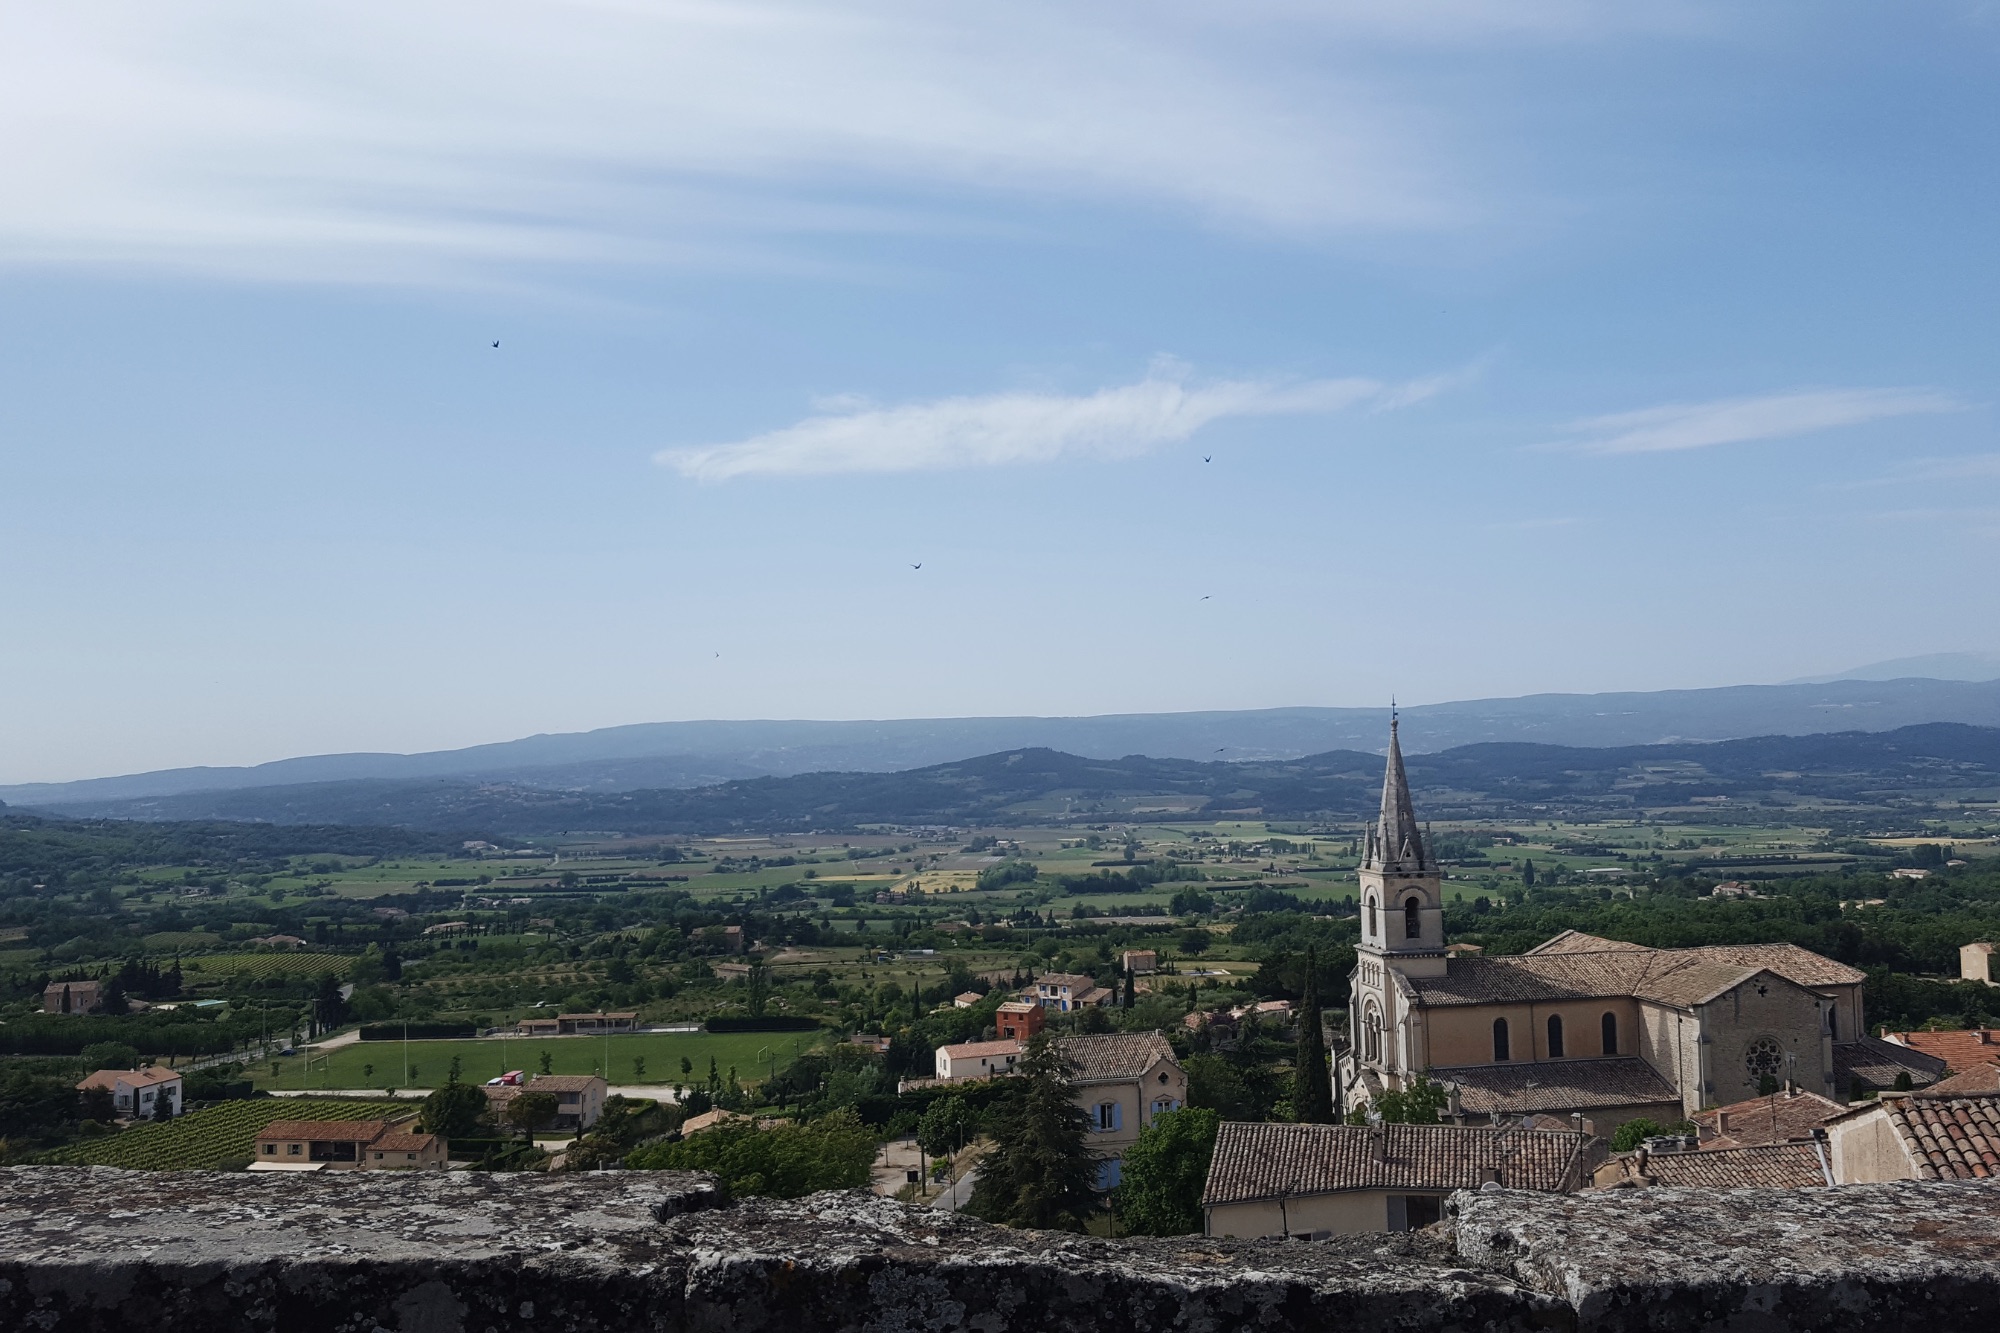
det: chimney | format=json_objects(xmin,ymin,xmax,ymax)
[
  {"xmin": 1570, "ymin": 1112, "xmax": 1584, "ymax": 1134},
  {"xmin": 1369, "ymin": 1127, "xmax": 1386, "ymax": 1162},
  {"xmin": 1445, "ymin": 1085, "xmax": 1462, "ymax": 1120},
  {"xmin": 1980, "ymin": 1031, "xmax": 1992, "ymax": 1046},
  {"xmin": 1717, "ymin": 1110, "xmax": 1731, "ymax": 1134}
]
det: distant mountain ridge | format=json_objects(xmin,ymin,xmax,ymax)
[
  {"xmin": 10, "ymin": 676, "xmax": 2000, "ymax": 809},
  {"xmin": 25, "ymin": 723, "xmax": 2000, "ymax": 835}
]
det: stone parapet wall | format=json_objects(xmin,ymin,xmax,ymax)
[{"xmin": 0, "ymin": 1167, "xmax": 1997, "ymax": 1331}]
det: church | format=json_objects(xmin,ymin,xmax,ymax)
[{"xmin": 1341, "ymin": 720, "xmax": 1937, "ymax": 1135}]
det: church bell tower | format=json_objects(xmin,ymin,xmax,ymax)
[
  {"xmin": 1347, "ymin": 715, "xmax": 1447, "ymax": 1096},
  {"xmin": 1355, "ymin": 715, "xmax": 1446, "ymax": 978}
]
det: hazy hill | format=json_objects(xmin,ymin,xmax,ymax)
[
  {"xmin": 9, "ymin": 676, "xmax": 2000, "ymax": 809},
  {"xmin": 25, "ymin": 723, "xmax": 2000, "ymax": 836}
]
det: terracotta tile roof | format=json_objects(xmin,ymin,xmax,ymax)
[
  {"xmin": 371, "ymin": 1131, "xmax": 438, "ymax": 1152},
  {"xmin": 1693, "ymin": 1090, "xmax": 1845, "ymax": 1148},
  {"xmin": 1202, "ymin": 1121, "xmax": 1593, "ymax": 1206},
  {"xmin": 1925, "ymin": 1063, "xmax": 2000, "ymax": 1097},
  {"xmin": 1055, "ymin": 1031, "xmax": 1177, "ymax": 1084},
  {"xmin": 1882, "ymin": 1092, "xmax": 2000, "ymax": 1179},
  {"xmin": 1431, "ymin": 1057, "xmax": 1681, "ymax": 1115},
  {"xmin": 1526, "ymin": 930, "xmax": 1650, "ymax": 955},
  {"xmin": 1035, "ymin": 973, "xmax": 1097, "ymax": 993},
  {"xmin": 256, "ymin": 1120, "xmax": 389, "ymax": 1143},
  {"xmin": 76, "ymin": 1066, "xmax": 182, "ymax": 1092},
  {"xmin": 1416, "ymin": 935, "xmax": 1866, "ymax": 1012},
  {"xmin": 1883, "ymin": 1029, "xmax": 2000, "ymax": 1072},
  {"xmin": 1628, "ymin": 1141, "xmax": 1829, "ymax": 1189},
  {"xmin": 529, "ymin": 1075, "xmax": 605, "ymax": 1092},
  {"xmin": 1834, "ymin": 1037, "xmax": 1946, "ymax": 1093},
  {"xmin": 939, "ymin": 1039, "xmax": 1024, "ymax": 1060}
]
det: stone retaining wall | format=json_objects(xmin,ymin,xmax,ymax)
[{"xmin": 1, "ymin": 1167, "xmax": 1997, "ymax": 1331}]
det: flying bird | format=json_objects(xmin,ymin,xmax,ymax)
[
  {"xmin": 1200, "ymin": 595, "xmax": 1210, "ymax": 600},
  {"xmin": 911, "ymin": 563, "xmax": 922, "ymax": 570},
  {"xmin": 1202, "ymin": 455, "xmax": 1211, "ymax": 463},
  {"xmin": 491, "ymin": 340, "xmax": 500, "ymax": 348}
]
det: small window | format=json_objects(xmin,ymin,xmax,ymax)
[
  {"xmin": 375, "ymin": 1153, "xmax": 384, "ymax": 1160},
  {"xmin": 263, "ymin": 1144, "xmax": 276, "ymax": 1155},
  {"xmin": 1547, "ymin": 1014, "xmax": 1565, "ymax": 1058},
  {"xmin": 287, "ymin": 1143, "xmax": 302, "ymax": 1156},
  {"xmin": 1366, "ymin": 897, "xmax": 1377, "ymax": 937},
  {"xmin": 1404, "ymin": 897, "xmax": 1421, "ymax": 939},
  {"xmin": 1601, "ymin": 1011, "xmax": 1618, "ymax": 1055},
  {"xmin": 1158, "ymin": 1071, "xmax": 1169, "ymax": 1083},
  {"xmin": 1096, "ymin": 1102, "xmax": 1122, "ymax": 1131},
  {"xmin": 406, "ymin": 1153, "xmax": 416, "ymax": 1161},
  {"xmin": 1493, "ymin": 1017, "xmax": 1510, "ymax": 1062}
]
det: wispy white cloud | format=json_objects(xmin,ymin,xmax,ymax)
[
  {"xmin": 1547, "ymin": 388, "xmax": 1963, "ymax": 456},
  {"xmin": 1841, "ymin": 453, "xmax": 2000, "ymax": 488},
  {"xmin": 657, "ymin": 368, "xmax": 1430, "ymax": 481},
  {"xmin": 0, "ymin": 1, "xmax": 1561, "ymax": 284}
]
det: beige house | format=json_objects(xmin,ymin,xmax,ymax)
[
  {"xmin": 1824, "ymin": 1090, "xmax": 2000, "ymax": 1182},
  {"xmin": 252, "ymin": 1119, "xmax": 445, "ymax": 1170},
  {"xmin": 76, "ymin": 1067, "xmax": 182, "ymax": 1119},
  {"xmin": 1056, "ymin": 1031, "xmax": 1185, "ymax": 1189},
  {"xmin": 935, "ymin": 1038, "xmax": 1023, "ymax": 1082},
  {"xmin": 529, "ymin": 1074, "xmax": 607, "ymax": 1130},
  {"xmin": 1203, "ymin": 1121, "xmax": 1597, "ymax": 1237},
  {"xmin": 1120, "ymin": 950, "xmax": 1159, "ymax": 975},
  {"xmin": 1345, "ymin": 719, "xmax": 1899, "ymax": 1134},
  {"xmin": 43, "ymin": 980, "xmax": 102, "ymax": 1015},
  {"xmin": 1033, "ymin": 973, "xmax": 1103, "ymax": 1012},
  {"xmin": 1961, "ymin": 942, "xmax": 1997, "ymax": 985}
]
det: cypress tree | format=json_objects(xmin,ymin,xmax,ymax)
[
  {"xmin": 1293, "ymin": 947, "xmax": 1334, "ymax": 1123},
  {"xmin": 965, "ymin": 1033, "xmax": 1100, "ymax": 1230}
]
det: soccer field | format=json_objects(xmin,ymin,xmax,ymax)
[{"xmin": 254, "ymin": 1029, "xmax": 827, "ymax": 1092}]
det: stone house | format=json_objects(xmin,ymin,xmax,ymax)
[
  {"xmin": 76, "ymin": 1067, "xmax": 182, "ymax": 1119},
  {"xmin": 1882, "ymin": 1027, "xmax": 2000, "ymax": 1074},
  {"xmin": 1203, "ymin": 1121, "xmax": 1597, "ymax": 1237},
  {"xmin": 1344, "ymin": 719, "xmax": 1912, "ymax": 1135},
  {"xmin": 43, "ymin": 981, "xmax": 102, "ymax": 1015},
  {"xmin": 1120, "ymin": 951, "xmax": 1159, "ymax": 975},
  {"xmin": 1961, "ymin": 942, "xmax": 1996, "ymax": 985}
]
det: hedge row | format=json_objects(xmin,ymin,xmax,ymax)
[
  {"xmin": 358, "ymin": 1022, "xmax": 475, "ymax": 1041},
  {"xmin": 703, "ymin": 1017, "xmax": 822, "ymax": 1033}
]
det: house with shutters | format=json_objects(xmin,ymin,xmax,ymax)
[
  {"xmin": 1057, "ymin": 1031, "xmax": 1186, "ymax": 1189},
  {"xmin": 76, "ymin": 1066, "xmax": 182, "ymax": 1119},
  {"xmin": 1343, "ymin": 717, "xmax": 1924, "ymax": 1137},
  {"xmin": 44, "ymin": 980, "xmax": 103, "ymax": 1015}
]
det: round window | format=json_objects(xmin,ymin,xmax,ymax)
[{"xmin": 1744, "ymin": 1037, "xmax": 1783, "ymax": 1083}]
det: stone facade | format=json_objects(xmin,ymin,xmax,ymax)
[{"xmin": 1344, "ymin": 721, "xmax": 1872, "ymax": 1128}]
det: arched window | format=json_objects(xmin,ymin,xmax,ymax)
[
  {"xmin": 1547, "ymin": 1014, "xmax": 1565, "ymax": 1059},
  {"xmin": 1366, "ymin": 896, "xmax": 1377, "ymax": 938},
  {"xmin": 1601, "ymin": 1011, "xmax": 1618, "ymax": 1055},
  {"xmin": 1404, "ymin": 896, "xmax": 1421, "ymax": 939},
  {"xmin": 1492, "ymin": 1017, "xmax": 1510, "ymax": 1062},
  {"xmin": 1364, "ymin": 1003, "xmax": 1383, "ymax": 1063}
]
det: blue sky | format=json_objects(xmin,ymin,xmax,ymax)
[{"xmin": 2, "ymin": 1, "xmax": 1997, "ymax": 783}]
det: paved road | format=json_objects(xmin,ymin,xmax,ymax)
[{"xmin": 929, "ymin": 1167, "xmax": 978, "ymax": 1212}]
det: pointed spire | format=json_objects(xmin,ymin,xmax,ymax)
[{"xmin": 1369, "ymin": 713, "xmax": 1429, "ymax": 872}]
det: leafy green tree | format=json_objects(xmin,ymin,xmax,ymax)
[
  {"xmin": 917, "ymin": 1093, "xmax": 977, "ymax": 1162},
  {"xmin": 539, "ymin": 1050, "xmax": 553, "ymax": 1076},
  {"xmin": 1293, "ymin": 947, "xmax": 1333, "ymax": 1124},
  {"xmin": 1374, "ymin": 1073, "xmax": 1447, "ymax": 1124},
  {"xmin": 1610, "ymin": 1117, "xmax": 1695, "ymax": 1152},
  {"xmin": 505, "ymin": 1091, "xmax": 559, "ymax": 1135},
  {"xmin": 633, "ymin": 1056, "xmax": 647, "ymax": 1082},
  {"xmin": 1114, "ymin": 1107, "xmax": 1219, "ymax": 1235},
  {"xmin": 151, "ymin": 1089, "xmax": 176, "ymax": 1123},
  {"xmin": 80, "ymin": 1042, "xmax": 139, "ymax": 1072},
  {"xmin": 418, "ymin": 1081, "xmax": 489, "ymax": 1138},
  {"xmin": 965, "ymin": 1034, "xmax": 1100, "ymax": 1231},
  {"xmin": 626, "ymin": 1109, "xmax": 875, "ymax": 1198},
  {"xmin": 1179, "ymin": 928, "xmax": 1212, "ymax": 955}
]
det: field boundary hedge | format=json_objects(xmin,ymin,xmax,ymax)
[
  {"xmin": 704, "ymin": 1017, "xmax": 822, "ymax": 1033},
  {"xmin": 359, "ymin": 1022, "xmax": 475, "ymax": 1041}
]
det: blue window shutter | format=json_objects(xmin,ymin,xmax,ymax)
[{"xmin": 1112, "ymin": 1102, "xmax": 1123, "ymax": 1131}]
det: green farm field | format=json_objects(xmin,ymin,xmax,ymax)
[{"xmin": 257, "ymin": 1029, "xmax": 828, "ymax": 1092}]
